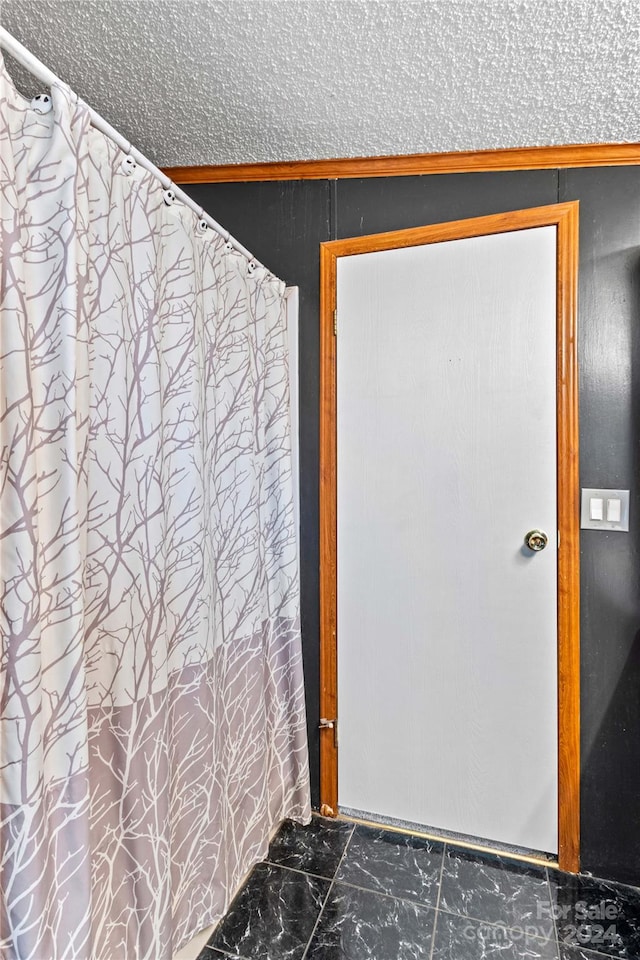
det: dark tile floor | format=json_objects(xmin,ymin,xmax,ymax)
[{"xmin": 197, "ymin": 816, "xmax": 640, "ymax": 960}]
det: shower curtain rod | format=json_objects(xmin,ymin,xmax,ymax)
[{"xmin": 0, "ymin": 27, "xmax": 270, "ymax": 274}]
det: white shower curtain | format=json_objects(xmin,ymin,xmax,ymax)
[{"xmin": 0, "ymin": 56, "xmax": 310, "ymax": 960}]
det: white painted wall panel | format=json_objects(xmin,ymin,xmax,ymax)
[{"xmin": 336, "ymin": 226, "xmax": 558, "ymax": 854}]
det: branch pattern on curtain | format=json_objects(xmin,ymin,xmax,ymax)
[{"xmin": 0, "ymin": 58, "xmax": 310, "ymax": 960}]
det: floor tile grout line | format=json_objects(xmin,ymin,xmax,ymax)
[
  {"xmin": 428, "ymin": 841, "xmax": 447, "ymax": 960},
  {"xmin": 325, "ymin": 876, "xmax": 440, "ymax": 911},
  {"xmin": 299, "ymin": 876, "xmax": 336, "ymax": 960},
  {"xmin": 331, "ymin": 821, "xmax": 356, "ymax": 880},
  {"xmin": 299, "ymin": 822, "xmax": 356, "ymax": 960},
  {"xmin": 200, "ymin": 948, "xmax": 250, "ymax": 959},
  {"xmin": 263, "ymin": 859, "xmax": 339, "ymax": 884},
  {"xmin": 546, "ymin": 864, "xmax": 560, "ymax": 945}
]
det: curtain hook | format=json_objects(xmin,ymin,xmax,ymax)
[
  {"xmin": 121, "ymin": 145, "xmax": 137, "ymax": 175},
  {"xmin": 195, "ymin": 207, "xmax": 209, "ymax": 235},
  {"xmin": 30, "ymin": 93, "xmax": 53, "ymax": 114},
  {"xmin": 196, "ymin": 218, "xmax": 209, "ymax": 235},
  {"xmin": 120, "ymin": 154, "xmax": 138, "ymax": 176}
]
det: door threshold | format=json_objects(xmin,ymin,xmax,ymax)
[{"xmin": 336, "ymin": 808, "xmax": 559, "ymax": 871}]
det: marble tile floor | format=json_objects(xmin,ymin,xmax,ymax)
[{"xmin": 192, "ymin": 815, "xmax": 640, "ymax": 960}]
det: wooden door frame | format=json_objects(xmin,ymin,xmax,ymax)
[{"xmin": 319, "ymin": 202, "xmax": 581, "ymax": 872}]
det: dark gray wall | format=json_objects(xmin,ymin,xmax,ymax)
[
  {"xmin": 559, "ymin": 167, "xmax": 640, "ymax": 886},
  {"xmin": 185, "ymin": 167, "xmax": 640, "ymax": 886}
]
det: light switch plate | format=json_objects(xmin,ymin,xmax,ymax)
[{"xmin": 581, "ymin": 488, "xmax": 630, "ymax": 531}]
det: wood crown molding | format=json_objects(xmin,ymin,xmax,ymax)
[{"xmin": 164, "ymin": 142, "xmax": 640, "ymax": 183}]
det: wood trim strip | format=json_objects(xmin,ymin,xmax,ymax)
[
  {"xmin": 319, "ymin": 242, "xmax": 338, "ymax": 816},
  {"xmin": 556, "ymin": 201, "xmax": 581, "ymax": 873},
  {"xmin": 319, "ymin": 202, "xmax": 581, "ymax": 870},
  {"xmin": 164, "ymin": 142, "xmax": 640, "ymax": 183}
]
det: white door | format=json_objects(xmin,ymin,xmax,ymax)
[{"xmin": 336, "ymin": 225, "xmax": 559, "ymax": 854}]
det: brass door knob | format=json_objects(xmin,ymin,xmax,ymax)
[{"xmin": 524, "ymin": 529, "xmax": 548, "ymax": 552}]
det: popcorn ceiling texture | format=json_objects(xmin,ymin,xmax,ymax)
[{"xmin": 1, "ymin": 0, "xmax": 640, "ymax": 167}]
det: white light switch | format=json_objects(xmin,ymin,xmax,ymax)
[
  {"xmin": 589, "ymin": 498, "xmax": 603, "ymax": 521},
  {"xmin": 581, "ymin": 488, "xmax": 630, "ymax": 531},
  {"xmin": 607, "ymin": 498, "xmax": 621, "ymax": 522}
]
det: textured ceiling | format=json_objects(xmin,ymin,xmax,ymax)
[{"xmin": 0, "ymin": 0, "xmax": 639, "ymax": 168}]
